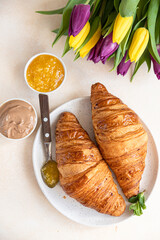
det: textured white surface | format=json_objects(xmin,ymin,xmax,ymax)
[
  {"xmin": 1, "ymin": 0, "xmax": 160, "ymax": 239},
  {"xmin": 33, "ymin": 97, "xmax": 158, "ymax": 226}
]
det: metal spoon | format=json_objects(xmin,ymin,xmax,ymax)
[{"xmin": 39, "ymin": 94, "xmax": 59, "ymax": 188}]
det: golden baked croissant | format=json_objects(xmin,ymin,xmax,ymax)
[
  {"xmin": 91, "ymin": 83, "xmax": 148, "ymax": 199},
  {"xmin": 56, "ymin": 112, "xmax": 126, "ymax": 216}
]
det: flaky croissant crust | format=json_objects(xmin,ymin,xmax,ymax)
[
  {"xmin": 56, "ymin": 112, "xmax": 126, "ymax": 216},
  {"xmin": 91, "ymin": 83, "xmax": 148, "ymax": 199}
]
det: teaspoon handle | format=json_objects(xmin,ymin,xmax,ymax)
[{"xmin": 39, "ymin": 94, "xmax": 52, "ymax": 143}]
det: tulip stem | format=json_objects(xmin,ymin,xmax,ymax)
[{"xmin": 99, "ymin": 0, "xmax": 106, "ymax": 17}]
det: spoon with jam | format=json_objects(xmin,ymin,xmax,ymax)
[{"xmin": 39, "ymin": 94, "xmax": 59, "ymax": 188}]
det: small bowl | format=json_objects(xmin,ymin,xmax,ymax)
[
  {"xmin": 0, "ymin": 98, "xmax": 37, "ymax": 140},
  {"xmin": 24, "ymin": 52, "xmax": 67, "ymax": 94}
]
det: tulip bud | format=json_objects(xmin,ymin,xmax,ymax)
[
  {"xmin": 87, "ymin": 37, "xmax": 105, "ymax": 63},
  {"xmin": 113, "ymin": 13, "xmax": 133, "ymax": 44},
  {"xmin": 151, "ymin": 44, "xmax": 160, "ymax": 80},
  {"xmin": 129, "ymin": 28, "xmax": 149, "ymax": 62},
  {"xmin": 117, "ymin": 51, "xmax": 131, "ymax": 76},
  {"xmin": 68, "ymin": 4, "xmax": 90, "ymax": 37},
  {"xmin": 69, "ymin": 21, "xmax": 90, "ymax": 50},
  {"xmin": 79, "ymin": 23, "xmax": 101, "ymax": 58},
  {"xmin": 100, "ymin": 33, "xmax": 119, "ymax": 64}
]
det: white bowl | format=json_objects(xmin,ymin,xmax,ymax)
[
  {"xmin": 0, "ymin": 98, "xmax": 37, "ymax": 140},
  {"xmin": 24, "ymin": 52, "xmax": 67, "ymax": 94}
]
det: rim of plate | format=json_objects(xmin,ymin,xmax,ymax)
[
  {"xmin": 24, "ymin": 52, "xmax": 67, "ymax": 94},
  {"xmin": 32, "ymin": 96, "xmax": 159, "ymax": 227}
]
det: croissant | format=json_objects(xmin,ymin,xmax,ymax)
[
  {"xmin": 56, "ymin": 112, "xmax": 126, "ymax": 216},
  {"xmin": 91, "ymin": 83, "xmax": 148, "ymax": 199}
]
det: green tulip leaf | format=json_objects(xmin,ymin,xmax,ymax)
[
  {"xmin": 120, "ymin": 25, "xmax": 132, "ymax": 56},
  {"xmin": 147, "ymin": 0, "xmax": 160, "ymax": 64},
  {"xmin": 105, "ymin": 0, "xmax": 114, "ymax": 16},
  {"xmin": 112, "ymin": 46, "xmax": 123, "ymax": 70},
  {"xmin": 131, "ymin": 51, "xmax": 147, "ymax": 81},
  {"xmin": 131, "ymin": 61, "xmax": 143, "ymax": 81},
  {"xmin": 125, "ymin": 53, "xmax": 130, "ymax": 63},
  {"xmin": 102, "ymin": 11, "xmax": 117, "ymax": 32},
  {"xmin": 145, "ymin": 49, "xmax": 151, "ymax": 72},
  {"xmin": 90, "ymin": 0, "xmax": 102, "ymax": 22},
  {"xmin": 107, "ymin": 52, "xmax": 116, "ymax": 61},
  {"xmin": 36, "ymin": 8, "xmax": 64, "ymax": 15},
  {"xmin": 119, "ymin": 0, "xmax": 141, "ymax": 17},
  {"xmin": 102, "ymin": 0, "xmax": 114, "ymax": 25},
  {"xmin": 52, "ymin": 0, "xmax": 90, "ymax": 46},
  {"xmin": 142, "ymin": 0, "xmax": 151, "ymax": 17},
  {"xmin": 103, "ymin": 21, "xmax": 114, "ymax": 38},
  {"xmin": 155, "ymin": 10, "xmax": 160, "ymax": 44},
  {"xmin": 114, "ymin": 0, "xmax": 121, "ymax": 12},
  {"xmin": 52, "ymin": 28, "xmax": 68, "ymax": 35},
  {"xmin": 62, "ymin": 36, "xmax": 71, "ymax": 57},
  {"xmin": 74, "ymin": 52, "xmax": 80, "ymax": 61},
  {"xmin": 136, "ymin": 0, "xmax": 146, "ymax": 20}
]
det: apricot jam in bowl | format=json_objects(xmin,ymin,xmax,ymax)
[{"xmin": 24, "ymin": 53, "xmax": 66, "ymax": 94}]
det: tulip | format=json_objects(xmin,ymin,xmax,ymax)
[
  {"xmin": 151, "ymin": 44, "xmax": 160, "ymax": 80},
  {"xmin": 117, "ymin": 51, "xmax": 132, "ymax": 76},
  {"xmin": 113, "ymin": 13, "xmax": 133, "ymax": 44},
  {"xmin": 129, "ymin": 28, "xmax": 149, "ymax": 62},
  {"xmin": 100, "ymin": 32, "xmax": 119, "ymax": 64},
  {"xmin": 87, "ymin": 36, "xmax": 105, "ymax": 63},
  {"xmin": 68, "ymin": 4, "xmax": 90, "ymax": 37},
  {"xmin": 79, "ymin": 23, "xmax": 101, "ymax": 58},
  {"xmin": 69, "ymin": 21, "xmax": 90, "ymax": 50}
]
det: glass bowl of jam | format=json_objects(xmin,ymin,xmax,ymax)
[{"xmin": 24, "ymin": 53, "xmax": 67, "ymax": 94}]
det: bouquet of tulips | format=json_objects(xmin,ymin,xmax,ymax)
[{"xmin": 37, "ymin": 0, "xmax": 160, "ymax": 81}]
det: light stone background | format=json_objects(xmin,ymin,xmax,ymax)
[{"xmin": 0, "ymin": 0, "xmax": 160, "ymax": 239}]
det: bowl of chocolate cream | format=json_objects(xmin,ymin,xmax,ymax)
[{"xmin": 0, "ymin": 99, "xmax": 37, "ymax": 140}]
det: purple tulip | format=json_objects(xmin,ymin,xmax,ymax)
[
  {"xmin": 100, "ymin": 32, "xmax": 119, "ymax": 64},
  {"xmin": 151, "ymin": 44, "xmax": 160, "ymax": 80},
  {"xmin": 87, "ymin": 37, "xmax": 105, "ymax": 63},
  {"xmin": 68, "ymin": 4, "xmax": 90, "ymax": 37},
  {"xmin": 117, "ymin": 51, "xmax": 132, "ymax": 76}
]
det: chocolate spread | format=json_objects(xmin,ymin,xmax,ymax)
[{"xmin": 0, "ymin": 100, "xmax": 36, "ymax": 139}]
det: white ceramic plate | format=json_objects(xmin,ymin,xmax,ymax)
[{"xmin": 33, "ymin": 97, "xmax": 159, "ymax": 226}]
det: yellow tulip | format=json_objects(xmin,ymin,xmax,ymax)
[
  {"xmin": 79, "ymin": 24, "xmax": 101, "ymax": 58},
  {"xmin": 69, "ymin": 21, "xmax": 90, "ymax": 50},
  {"xmin": 129, "ymin": 28, "xmax": 149, "ymax": 62},
  {"xmin": 113, "ymin": 13, "xmax": 133, "ymax": 44}
]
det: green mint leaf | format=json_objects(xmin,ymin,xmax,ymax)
[
  {"xmin": 129, "ymin": 195, "xmax": 139, "ymax": 203},
  {"xmin": 129, "ymin": 203, "xmax": 138, "ymax": 211},
  {"xmin": 138, "ymin": 192, "xmax": 146, "ymax": 210},
  {"xmin": 135, "ymin": 202, "xmax": 143, "ymax": 216},
  {"xmin": 129, "ymin": 202, "xmax": 143, "ymax": 216},
  {"xmin": 129, "ymin": 192, "xmax": 146, "ymax": 216}
]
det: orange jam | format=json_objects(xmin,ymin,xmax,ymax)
[{"xmin": 26, "ymin": 54, "xmax": 65, "ymax": 92}]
